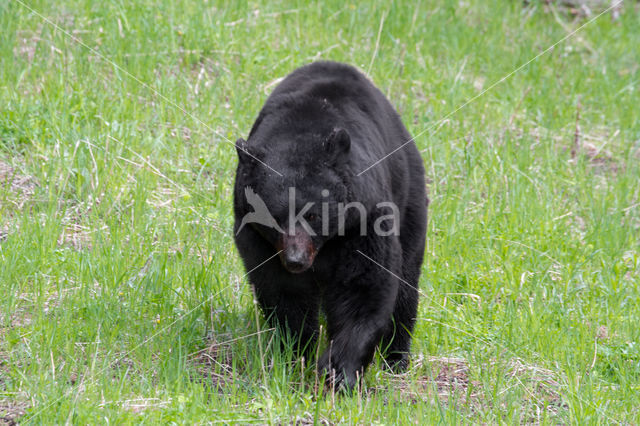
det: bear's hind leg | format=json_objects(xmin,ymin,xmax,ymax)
[
  {"xmin": 379, "ymin": 179, "xmax": 427, "ymax": 371},
  {"xmin": 379, "ymin": 283, "xmax": 418, "ymax": 372},
  {"xmin": 380, "ymin": 211, "xmax": 425, "ymax": 372}
]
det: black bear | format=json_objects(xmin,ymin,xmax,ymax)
[{"xmin": 233, "ymin": 61, "xmax": 427, "ymax": 390}]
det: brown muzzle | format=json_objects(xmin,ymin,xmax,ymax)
[{"xmin": 277, "ymin": 227, "xmax": 317, "ymax": 274}]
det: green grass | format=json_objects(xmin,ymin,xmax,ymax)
[{"xmin": 1, "ymin": 0, "xmax": 639, "ymax": 423}]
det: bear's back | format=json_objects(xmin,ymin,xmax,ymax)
[
  {"xmin": 268, "ymin": 61, "xmax": 383, "ymax": 116},
  {"xmin": 250, "ymin": 62, "xmax": 403, "ymax": 150}
]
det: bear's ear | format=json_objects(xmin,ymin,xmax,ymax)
[
  {"xmin": 236, "ymin": 138, "xmax": 262, "ymax": 165},
  {"xmin": 324, "ymin": 128, "xmax": 350, "ymax": 162}
]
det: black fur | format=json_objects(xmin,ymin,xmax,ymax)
[{"xmin": 233, "ymin": 61, "xmax": 428, "ymax": 390}]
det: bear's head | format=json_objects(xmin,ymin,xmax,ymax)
[{"xmin": 234, "ymin": 127, "xmax": 352, "ymax": 274}]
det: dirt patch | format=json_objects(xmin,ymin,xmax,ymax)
[
  {"xmin": 0, "ymin": 159, "xmax": 36, "ymax": 209},
  {"xmin": 375, "ymin": 355, "xmax": 565, "ymax": 417},
  {"xmin": 431, "ymin": 357, "xmax": 475, "ymax": 399},
  {"xmin": 532, "ymin": 0, "xmax": 625, "ymax": 19},
  {"xmin": 0, "ymin": 351, "xmax": 9, "ymax": 386},
  {"xmin": 380, "ymin": 356, "xmax": 479, "ymax": 408},
  {"xmin": 569, "ymin": 102, "xmax": 624, "ymax": 175},
  {"xmin": 0, "ymin": 158, "xmax": 36, "ymax": 244},
  {"xmin": 13, "ymin": 11, "xmax": 90, "ymax": 63},
  {"xmin": 0, "ymin": 400, "xmax": 29, "ymax": 426},
  {"xmin": 0, "ymin": 309, "xmax": 32, "ymax": 329},
  {"xmin": 0, "ymin": 278, "xmax": 86, "ymax": 332},
  {"xmin": 505, "ymin": 358, "xmax": 565, "ymax": 418},
  {"xmin": 57, "ymin": 222, "xmax": 99, "ymax": 250},
  {"xmin": 13, "ymin": 31, "xmax": 39, "ymax": 64},
  {"xmin": 189, "ymin": 340, "xmax": 235, "ymax": 390},
  {"xmin": 56, "ymin": 195, "xmax": 107, "ymax": 250},
  {"xmin": 578, "ymin": 138, "xmax": 622, "ymax": 175},
  {"xmin": 0, "ymin": 295, "xmax": 36, "ymax": 330}
]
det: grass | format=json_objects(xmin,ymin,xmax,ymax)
[{"xmin": 1, "ymin": 0, "xmax": 639, "ymax": 423}]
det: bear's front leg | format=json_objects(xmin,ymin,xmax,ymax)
[
  {"xmin": 253, "ymin": 281, "xmax": 320, "ymax": 357},
  {"xmin": 236, "ymin": 226, "xmax": 320, "ymax": 357},
  {"xmin": 319, "ymin": 246, "xmax": 400, "ymax": 390}
]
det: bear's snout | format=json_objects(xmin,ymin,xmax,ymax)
[{"xmin": 278, "ymin": 229, "xmax": 316, "ymax": 274}]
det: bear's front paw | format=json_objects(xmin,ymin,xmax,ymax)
[
  {"xmin": 382, "ymin": 352, "xmax": 409, "ymax": 373},
  {"xmin": 317, "ymin": 351, "xmax": 360, "ymax": 393}
]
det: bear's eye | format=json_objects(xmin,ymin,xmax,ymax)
[{"xmin": 305, "ymin": 213, "xmax": 318, "ymax": 222}]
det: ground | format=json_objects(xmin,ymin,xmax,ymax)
[{"xmin": 1, "ymin": 0, "xmax": 639, "ymax": 423}]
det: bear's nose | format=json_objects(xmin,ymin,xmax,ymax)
[
  {"xmin": 281, "ymin": 249, "xmax": 311, "ymax": 274},
  {"xmin": 278, "ymin": 229, "xmax": 316, "ymax": 274},
  {"xmin": 283, "ymin": 257, "xmax": 308, "ymax": 273}
]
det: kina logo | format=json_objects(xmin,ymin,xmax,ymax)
[
  {"xmin": 236, "ymin": 187, "xmax": 284, "ymax": 235},
  {"xmin": 237, "ymin": 186, "xmax": 400, "ymax": 237}
]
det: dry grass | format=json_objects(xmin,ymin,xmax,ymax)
[
  {"xmin": 375, "ymin": 355, "xmax": 565, "ymax": 419},
  {"xmin": 189, "ymin": 341, "xmax": 235, "ymax": 390},
  {"xmin": 0, "ymin": 158, "xmax": 35, "ymax": 245},
  {"xmin": 374, "ymin": 356, "xmax": 477, "ymax": 408},
  {"xmin": 532, "ymin": 0, "xmax": 625, "ymax": 19},
  {"xmin": 98, "ymin": 398, "xmax": 172, "ymax": 414}
]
